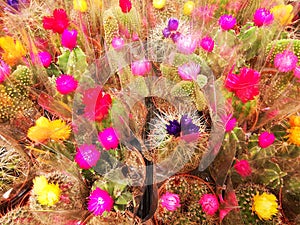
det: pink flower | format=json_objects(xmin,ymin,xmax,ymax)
[
  {"xmin": 253, "ymin": 8, "xmax": 274, "ymax": 27},
  {"xmin": 199, "ymin": 194, "xmax": 219, "ymax": 216},
  {"xmin": 112, "ymin": 37, "xmax": 125, "ymax": 50},
  {"xmin": 61, "ymin": 29, "xmax": 78, "ymax": 50},
  {"xmin": 38, "ymin": 51, "xmax": 52, "ymax": 67},
  {"xmin": 274, "ymin": 50, "xmax": 298, "ymax": 72},
  {"xmin": 43, "ymin": 9, "xmax": 69, "ymax": 34},
  {"xmin": 225, "ymin": 117, "xmax": 237, "ymax": 132},
  {"xmin": 225, "ymin": 67, "xmax": 260, "ymax": 103},
  {"xmin": 87, "ymin": 188, "xmax": 114, "ymax": 216},
  {"xmin": 178, "ymin": 62, "xmax": 200, "ymax": 81},
  {"xmin": 160, "ymin": 192, "xmax": 181, "ymax": 211},
  {"xmin": 131, "ymin": 59, "xmax": 151, "ymax": 76},
  {"xmin": 98, "ymin": 127, "xmax": 119, "ymax": 150},
  {"xmin": 199, "ymin": 36, "xmax": 214, "ymax": 52},
  {"xmin": 74, "ymin": 144, "xmax": 101, "ymax": 169},
  {"xmin": 218, "ymin": 14, "xmax": 236, "ymax": 30},
  {"xmin": 119, "ymin": 0, "xmax": 132, "ymax": 13},
  {"xmin": 56, "ymin": 74, "xmax": 78, "ymax": 94},
  {"xmin": 0, "ymin": 60, "xmax": 10, "ymax": 83},
  {"xmin": 176, "ymin": 35, "xmax": 197, "ymax": 54},
  {"xmin": 258, "ymin": 131, "xmax": 275, "ymax": 148},
  {"xmin": 294, "ymin": 66, "xmax": 300, "ymax": 81},
  {"xmin": 234, "ymin": 159, "xmax": 252, "ymax": 178}
]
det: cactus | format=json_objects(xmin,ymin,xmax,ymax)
[
  {"xmin": 266, "ymin": 39, "xmax": 300, "ymax": 63},
  {"xmin": 0, "ymin": 207, "xmax": 39, "ymax": 225},
  {"xmin": 103, "ymin": 9, "xmax": 119, "ymax": 46},
  {"xmin": 86, "ymin": 211, "xmax": 141, "ymax": 225}
]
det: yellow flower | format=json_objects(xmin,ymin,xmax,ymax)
[
  {"xmin": 289, "ymin": 115, "xmax": 300, "ymax": 127},
  {"xmin": 183, "ymin": 1, "xmax": 195, "ymax": 16},
  {"xmin": 27, "ymin": 116, "xmax": 71, "ymax": 143},
  {"xmin": 37, "ymin": 183, "xmax": 61, "ymax": 206},
  {"xmin": 73, "ymin": 0, "xmax": 88, "ymax": 12},
  {"xmin": 33, "ymin": 176, "xmax": 49, "ymax": 195},
  {"xmin": 153, "ymin": 0, "xmax": 166, "ymax": 9},
  {"xmin": 287, "ymin": 126, "xmax": 300, "ymax": 146},
  {"xmin": 252, "ymin": 192, "xmax": 278, "ymax": 220},
  {"xmin": 270, "ymin": 4, "xmax": 294, "ymax": 26},
  {"xmin": 0, "ymin": 36, "xmax": 26, "ymax": 66}
]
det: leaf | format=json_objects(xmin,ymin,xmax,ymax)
[{"xmin": 115, "ymin": 192, "xmax": 133, "ymax": 205}]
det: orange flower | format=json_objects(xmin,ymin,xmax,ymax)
[{"xmin": 0, "ymin": 36, "xmax": 26, "ymax": 66}]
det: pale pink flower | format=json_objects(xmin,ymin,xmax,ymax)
[
  {"xmin": 199, "ymin": 194, "xmax": 219, "ymax": 216},
  {"xmin": 160, "ymin": 192, "xmax": 181, "ymax": 211},
  {"xmin": 176, "ymin": 35, "xmax": 197, "ymax": 54},
  {"xmin": 131, "ymin": 59, "xmax": 151, "ymax": 76},
  {"xmin": 178, "ymin": 62, "xmax": 200, "ymax": 81},
  {"xmin": 112, "ymin": 37, "xmax": 125, "ymax": 50},
  {"xmin": 274, "ymin": 50, "xmax": 298, "ymax": 72}
]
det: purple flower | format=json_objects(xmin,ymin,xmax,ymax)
[
  {"xmin": 168, "ymin": 18, "xmax": 179, "ymax": 31},
  {"xmin": 98, "ymin": 127, "xmax": 119, "ymax": 150},
  {"xmin": 160, "ymin": 192, "xmax": 181, "ymax": 211},
  {"xmin": 178, "ymin": 62, "xmax": 200, "ymax": 81},
  {"xmin": 166, "ymin": 119, "xmax": 181, "ymax": 137},
  {"xmin": 131, "ymin": 59, "xmax": 151, "ymax": 76},
  {"xmin": 87, "ymin": 188, "xmax": 114, "ymax": 216},
  {"xmin": 219, "ymin": 14, "xmax": 236, "ymax": 30},
  {"xmin": 61, "ymin": 29, "xmax": 78, "ymax": 50},
  {"xmin": 170, "ymin": 32, "xmax": 181, "ymax": 43},
  {"xmin": 0, "ymin": 60, "xmax": 10, "ymax": 83},
  {"xmin": 176, "ymin": 35, "xmax": 197, "ymax": 54},
  {"xmin": 253, "ymin": 8, "xmax": 274, "ymax": 27},
  {"xmin": 180, "ymin": 115, "xmax": 199, "ymax": 135},
  {"xmin": 56, "ymin": 74, "xmax": 78, "ymax": 94},
  {"xmin": 258, "ymin": 131, "xmax": 275, "ymax": 148},
  {"xmin": 199, "ymin": 194, "xmax": 219, "ymax": 216},
  {"xmin": 199, "ymin": 36, "xmax": 214, "ymax": 52},
  {"xmin": 234, "ymin": 159, "xmax": 252, "ymax": 178},
  {"xmin": 112, "ymin": 37, "xmax": 125, "ymax": 50},
  {"xmin": 75, "ymin": 144, "xmax": 101, "ymax": 169},
  {"xmin": 38, "ymin": 51, "xmax": 52, "ymax": 68},
  {"xmin": 162, "ymin": 27, "xmax": 171, "ymax": 38},
  {"xmin": 274, "ymin": 50, "xmax": 298, "ymax": 72}
]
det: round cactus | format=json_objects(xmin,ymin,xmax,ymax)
[
  {"xmin": 0, "ymin": 207, "xmax": 39, "ymax": 225},
  {"xmin": 266, "ymin": 39, "xmax": 300, "ymax": 63}
]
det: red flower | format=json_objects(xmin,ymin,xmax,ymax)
[
  {"xmin": 119, "ymin": 0, "xmax": 132, "ymax": 13},
  {"xmin": 225, "ymin": 67, "xmax": 260, "ymax": 103},
  {"xmin": 83, "ymin": 86, "xmax": 112, "ymax": 122},
  {"xmin": 234, "ymin": 159, "xmax": 252, "ymax": 178},
  {"xmin": 43, "ymin": 9, "xmax": 69, "ymax": 34}
]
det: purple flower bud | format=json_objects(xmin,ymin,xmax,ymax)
[
  {"xmin": 170, "ymin": 32, "xmax": 181, "ymax": 43},
  {"xmin": 61, "ymin": 29, "xmax": 78, "ymax": 50},
  {"xmin": 219, "ymin": 14, "xmax": 236, "ymax": 31},
  {"xmin": 166, "ymin": 119, "xmax": 181, "ymax": 137},
  {"xmin": 38, "ymin": 51, "xmax": 52, "ymax": 68},
  {"xmin": 253, "ymin": 8, "xmax": 274, "ymax": 27},
  {"xmin": 162, "ymin": 27, "xmax": 171, "ymax": 38},
  {"xmin": 168, "ymin": 18, "xmax": 179, "ymax": 31}
]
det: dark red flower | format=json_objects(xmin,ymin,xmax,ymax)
[
  {"xmin": 119, "ymin": 0, "xmax": 132, "ymax": 13},
  {"xmin": 225, "ymin": 67, "xmax": 260, "ymax": 103},
  {"xmin": 43, "ymin": 9, "xmax": 69, "ymax": 34}
]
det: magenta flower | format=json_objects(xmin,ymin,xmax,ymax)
[
  {"xmin": 234, "ymin": 159, "xmax": 252, "ymax": 178},
  {"xmin": 178, "ymin": 62, "xmax": 200, "ymax": 81},
  {"xmin": 225, "ymin": 117, "xmax": 237, "ymax": 132},
  {"xmin": 38, "ymin": 51, "xmax": 52, "ymax": 68},
  {"xmin": 199, "ymin": 36, "xmax": 214, "ymax": 52},
  {"xmin": 56, "ymin": 74, "xmax": 78, "ymax": 94},
  {"xmin": 131, "ymin": 59, "xmax": 151, "ymax": 76},
  {"xmin": 0, "ymin": 60, "xmax": 10, "ymax": 83},
  {"xmin": 98, "ymin": 127, "xmax": 119, "ymax": 150},
  {"xmin": 176, "ymin": 35, "xmax": 197, "ymax": 54},
  {"xmin": 61, "ymin": 29, "xmax": 78, "ymax": 50},
  {"xmin": 87, "ymin": 188, "xmax": 114, "ymax": 216},
  {"xmin": 160, "ymin": 192, "xmax": 181, "ymax": 211},
  {"xmin": 218, "ymin": 14, "xmax": 236, "ymax": 30},
  {"xmin": 258, "ymin": 131, "xmax": 275, "ymax": 148},
  {"xmin": 112, "ymin": 37, "xmax": 125, "ymax": 50},
  {"xmin": 274, "ymin": 50, "xmax": 298, "ymax": 72},
  {"xmin": 253, "ymin": 8, "xmax": 274, "ymax": 27},
  {"xmin": 199, "ymin": 194, "xmax": 219, "ymax": 216},
  {"xmin": 225, "ymin": 67, "xmax": 260, "ymax": 103},
  {"xmin": 74, "ymin": 144, "xmax": 101, "ymax": 169}
]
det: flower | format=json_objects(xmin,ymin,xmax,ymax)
[
  {"xmin": 168, "ymin": 18, "xmax": 179, "ymax": 31},
  {"xmin": 199, "ymin": 36, "xmax": 214, "ymax": 52},
  {"xmin": 38, "ymin": 51, "xmax": 52, "ymax": 67},
  {"xmin": 178, "ymin": 62, "xmax": 200, "ymax": 81},
  {"xmin": 33, "ymin": 176, "xmax": 49, "ymax": 195},
  {"xmin": 153, "ymin": 0, "xmax": 166, "ymax": 9},
  {"xmin": 83, "ymin": 86, "xmax": 112, "ymax": 122},
  {"xmin": 131, "ymin": 59, "xmax": 151, "ymax": 76},
  {"xmin": 112, "ymin": 37, "xmax": 125, "ymax": 50},
  {"xmin": 274, "ymin": 50, "xmax": 298, "ymax": 73},
  {"xmin": 160, "ymin": 192, "xmax": 181, "ymax": 211},
  {"xmin": 258, "ymin": 131, "xmax": 275, "ymax": 148},
  {"xmin": 61, "ymin": 29, "xmax": 78, "ymax": 50},
  {"xmin": 73, "ymin": 0, "xmax": 88, "ymax": 12},
  {"xmin": 183, "ymin": 1, "xmax": 195, "ymax": 16},
  {"xmin": 199, "ymin": 194, "xmax": 219, "ymax": 216},
  {"xmin": 75, "ymin": 144, "xmax": 101, "ymax": 169},
  {"xmin": 176, "ymin": 35, "xmax": 197, "ymax": 54},
  {"xmin": 43, "ymin": 9, "xmax": 69, "ymax": 34},
  {"xmin": 0, "ymin": 60, "xmax": 10, "ymax": 83},
  {"xmin": 253, "ymin": 8, "xmax": 274, "ymax": 27},
  {"xmin": 87, "ymin": 188, "xmax": 114, "ymax": 216},
  {"xmin": 27, "ymin": 116, "xmax": 71, "ymax": 142},
  {"xmin": 225, "ymin": 67, "xmax": 260, "ymax": 103},
  {"xmin": 234, "ymin": 159, "xmax": 252, "ymax": 178},
  {"xmin": 170, "ymin": 32, "xmax": 181, "ymax": 43},
  {"xmin": 56, "ymin": 74, "xmax": 78, "ymax": 94},
  {"xmin": 162, "ymin": 28, "xmax": 171, "ymax": 38},
  {"xmin": 252, "ymin": 192, "xmax": 278, "ymax": 220},
  {"xmin": 270, "ymin": 4, "xmax": 294, "ymax": 26},
  {"xmin": 289, "ymin": 115, "xmax": 300, "ymax": 127},
  {"xmin": 180, "ymin": 114, "xmax": 200, "ymax": 136},
  {"xmin": 218, "ymin": 14, "xmax": 236, "ymax": 31},
  {"xmin": 98, "ymin": 127, "xmax": 119, "ymax": 150},
  {"xmin": 225, "ymin": 117, "xmax": 237, "ymax": 132},
  {"xmin": 7, "ymin": 0, "xmax": 19, "ymax": 10},
  {"xmin": 166, "ymin": 119, "xmax": 181, "ymax": 137},
  {"xmin": 0, "ymin": 36, "xmax": 26, "ymax": 66},
  {"xmin": 119, "ymin": 0, "xmax": 132, "ymax": 13},
  {"xmin": 287, "ymin": 126, "xmax": 300, "ymax": 146},
  {"xmin": 294, "ymin": 66, "xmax": 300, "ymax": 81}
]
